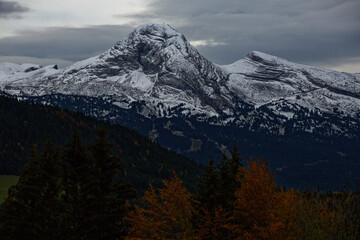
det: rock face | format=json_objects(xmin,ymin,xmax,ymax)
[{"xmin": 1, "ymin": 23, "xmax": 360, "ymax": 190}]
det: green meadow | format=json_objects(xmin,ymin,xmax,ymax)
[{"xmin": 0, "ymin": 175, "xmax": 19, "ymax": 204}]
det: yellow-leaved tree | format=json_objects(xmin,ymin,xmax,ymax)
[
  {"xmin": 231, "ymin": 158, "xmax": 298, "ymax": 240},
  {"xmin": 126, "ymin": 173, "xmax": 195, "ymax": 240}
]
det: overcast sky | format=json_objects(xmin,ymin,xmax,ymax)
[{"xmin": 0, "ymin": 0, "xmax": 359, "ymax": 73}]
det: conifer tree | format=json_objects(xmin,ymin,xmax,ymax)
[
  {"xmin": 196, "ymin": 160, "xmax": 220, "ymax": 211},
  {"xmin": 60, "ymin": 132, "xmax": 93, "ymax": 240},
  {"xmin": 196, "ymin": 144, "xmax": 243, "ymax": 212},
  {"xmin": 0, "ymin": 130, "xmax": 136, "ymax": 240},
  {"xmin": 217, "ymin": 144, "xmax": 243, "ymax": 210},
  {"xmin": 195, "ymin": 145, "xmax": 243, "ymax": 239},
  {"xmin": 83, "ymin": 129, "xmax": 136, "ymax": 240},
  {"xmin": 0, "ymin": 140, "xmax": 62, "ymax": 240}
]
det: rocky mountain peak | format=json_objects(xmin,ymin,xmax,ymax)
[
  {"xmin": 88, "ymin": 23, "xmax": 198, "ymax": 76},
  {"xmin": 113, "ymin": 23, "xmax": 191, "ymax": 54},
  {"xmin": 246, "ymin": 51, "xmax": 289, "ymax": 66},
  {"xmin": 131, "ymin": 23, "xmax": 184, "ymax": 41}
]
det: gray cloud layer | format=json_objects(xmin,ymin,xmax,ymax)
[
  {"xmin": 0, "ymin": 0, "xmax": 28, "ymax": 18},
  {"xmin": 0, "ymin": 25, "xmax": 133, "ymax": 63},
  {"xmin": 0, "ymin": 0, "xmax": 359, "ymax": 72},
  {"xmin": 121, "ymin": 0, "xmax": 360, "ymax": 67}
]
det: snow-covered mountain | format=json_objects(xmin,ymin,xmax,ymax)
[
  {"xmin": 1, "ymin": 23, "xmax": 359, "ymax": 189},
  {"xmin": 224, "ymin": 51, "xmax": 360, "ymax": 117},
  {"xmin": 0, "ymin": 24, "xmax": 232, "ymax": 117},
  {"xmin": 1, "ymin": 24, "xmax": 359, "ymax": 128}
]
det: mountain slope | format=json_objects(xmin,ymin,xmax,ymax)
[
  {"xmin": 0, "ymin": 95, "xmax": 201, "ymax": 192},
  {"xmin": 0, "ymin": 23, "xmax": 359, "ymax": 190}
]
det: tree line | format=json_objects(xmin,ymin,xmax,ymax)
[{"xmin": 0, "ymin": 133, "xmax": 359, "ymax": 239}]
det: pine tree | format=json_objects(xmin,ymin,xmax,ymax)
[
  {"xmin": 0, "ymin": 140, "xmax": 62, "ymax": 240},
  {"xmin": 59, "ymin": 132, "xmax": 93, "ymax": 240},
  {"xmin": 196, "ymin": 145, "xmax": 243, "ymax": 211},
  {"xmin": 0, "ymin": 130, "xmax": 136, "ymax": 240},
  {"xmin": 195, "ymin": 145, "xmax": 243, "ymax": 239},
  {"xmin": 196, "ymin": 159, "xmax": 220, "ymax": 211},
  {"xmin": 217, "ymin": 144, "xmax": 243, "ymax": 210},
  {"xmin": 82, "ymin": 129, "xmax": 136, "ymax": 240}
]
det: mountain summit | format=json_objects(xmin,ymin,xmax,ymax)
[
  {"xmin": 0, "ymin": 23, "xmax": 359, "ymax": 189},
  {"xmin": 1, "ymin": 23, "xmax": 359, "ymax": 123}
]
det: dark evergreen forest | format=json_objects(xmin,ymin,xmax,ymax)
[{"xmin": 0, "ymin": 95, "xmax": 202, "ymax": 192}]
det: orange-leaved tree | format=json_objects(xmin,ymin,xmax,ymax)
[
  {"xmin": 231, "ymin": 158, "xmax": 298, "ymax": 240},
  {"xmin": 126, "ymin": 172, "xmax": 196, "ymax": 240},
  {"xmin": 195, "ymin": 206, "xmax": 232, "ymax": 240}
]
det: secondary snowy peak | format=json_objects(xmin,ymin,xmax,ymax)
[
  {"xmin": 0, "ymin": 62, "xmax": 60, "ymax": 95},
  {"xmin": 224, "ymin": 51, "xmax": 334, "ymax": 73},
  {"xmin": 231, "ymin": 50, "xmax": 360, "ymax": 97},
  {"xmin": 246, "ymin": 51, "xmax": 300, "ymax": 66},
  {"xmin": 223, "ymin": 50, "xmax": 360, "ymax": 118},
  {"xmin": 0, "ymin": 62, "xmax": 41, "ymax": 76}
]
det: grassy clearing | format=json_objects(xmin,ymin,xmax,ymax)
[{"xmin": 0, "ymin": 175, "xmax": 19, "ymax": 204}]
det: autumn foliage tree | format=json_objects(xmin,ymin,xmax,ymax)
[
  {"xmin": 195, "ymin": 206, "xmax": 232, "ymax": 240},
  {"xmin": 127, "ymin": 155, "xmax": 302, "ymax": 240},
  {"xmin": 126, "ymin": 173, "xmax": 195, "ymax": 240},
  {"xmin": 231, "ymin": 158, "xmax": 298, "ymax": 240}
]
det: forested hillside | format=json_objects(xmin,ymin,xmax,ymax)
[
  {"xmin": 2, "ymin": 142, "xmax": 359, "ymax": 239},
  {"xmin": 0, "ymin": 95, "xmax": 202, "ymax": 191}
]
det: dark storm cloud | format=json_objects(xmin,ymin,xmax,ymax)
[
  {"xmin": 117, "ymin": 0, "xmax": 360, "ymax": 66},
  {"xmin": 0, "ymin": 0, "xmax": 29, "ymax": 18},
  {"xmin": 0, "ymin": 25, "xmax": 133, "ymax": 63}
]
